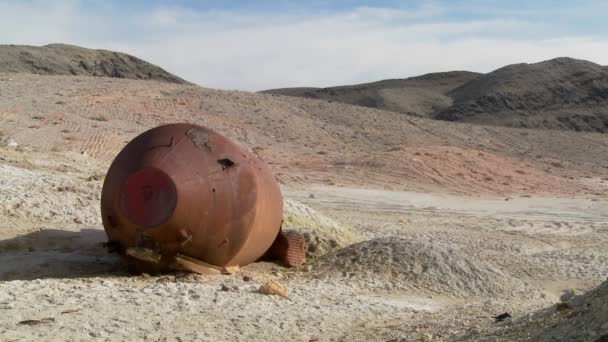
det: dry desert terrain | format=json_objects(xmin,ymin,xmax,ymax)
[{"xmin": 1, "ymin": 70, "xmax": 607, "ymax": 341}]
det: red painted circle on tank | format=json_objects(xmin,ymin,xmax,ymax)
[{"xmin": 119, "ymin": 168, "xmax": 177, "ymax": 227}]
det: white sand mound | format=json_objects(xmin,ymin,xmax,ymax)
[
  {"xmin": 282, "ymin": 199, "xmax": 359, "ymax": 259},
  {"xmin": 0, "ymin": 162, "xmax": 102, "ymax": 228},
  {"xmin": 313, "ymin": 237, "xmax": 542, "ymax": 298}
]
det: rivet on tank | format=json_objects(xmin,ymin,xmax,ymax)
[{"xmin": 100, "ymin": 123, "xmax": 305, "ymax": 274}]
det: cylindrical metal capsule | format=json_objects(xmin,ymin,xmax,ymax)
[{"xmin": 101, "ymin": 123, "xmax": 283, "ymax": 271}]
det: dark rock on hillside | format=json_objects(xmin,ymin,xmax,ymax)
[
  {"xmin": 263, "ymin": 57, "xmax": 608, "ymax": 132},
  {"xmin": 0, "ymin": 44, "xmax": 188, "ymax": 84},
  {"xmin": 436, "ymin": 57, "xmax": 608, "ymax": 132},
  {"xmin": 262, "ymin": 71, "xmax": 482, "ymax": 118}
]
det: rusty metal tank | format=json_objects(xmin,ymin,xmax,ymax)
[{"xmin": 101, "ymin": 123, "xmax": 284, "ymax": 272}]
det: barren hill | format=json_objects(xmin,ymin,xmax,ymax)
[
  {"xmin": 0, "ymin": 44, "xmax": 188, "ymax": 84},
  {"xmin": 437, "ymin": 57, "xmax": 608, "ymax": 132},
  {"xmin": 264, "ymin": 58, "xmax": 608, "ymax": 132},
  {"xmin": 262, "ymin": 71, "xmax": 481, "ymax": 117}
]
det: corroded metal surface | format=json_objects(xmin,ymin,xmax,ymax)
[
  {"xmin": 265, "ymin": 231, "xmax": 306, "ymax": 267},
  {"xmin": 101, "ymin": 123, "xmax": 284, "ymax": 271}
]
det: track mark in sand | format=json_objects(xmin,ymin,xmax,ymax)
[
  {"xmin": 350, "ymin": 295, "xmax": 441, "ymax": 312},
  {"xmin": 79, "ymin": 129, "xmax": 124, "ymax": 159},
  {"xmin": 497, "ymin": 218, "xmax": 594, "ymax": 236}
]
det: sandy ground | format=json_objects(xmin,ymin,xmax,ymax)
[
  {"xmin": 0, "ymin": 74, "xmax": 607, "ymax": 341},
  {"xmin": 1, "ymin": 147, "xmax": 607, "ymax": 341}
]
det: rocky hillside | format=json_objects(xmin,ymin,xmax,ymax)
[
  {"xmin": 0, "ymin": 44, "xmax": 188, "ymax": 84},
  {"xmin": 262, "ymin": 71, "xmax": 481, "ymax": 118},
  {"xmin": 436, "ymin": 58, "xmax": 608, "ymax": 132},
  {"xmin": 264, "ymin": 58, "xmax": 608, "ymax": 132}
]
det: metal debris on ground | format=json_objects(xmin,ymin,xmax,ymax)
[
  {"xmin": 60, "ymin": 309, "xmax": 80, "ymax": 314},
  {"xmin": 18, "ymin": 318, "xmax": 55, "ymax": 326},
  {"xmin": 493, "ymin": 312, "xmax": 512, "ymax": 322}
]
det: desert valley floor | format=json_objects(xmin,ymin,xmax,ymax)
[{"xmin": 1, "ymin": 73, "xmax": 607, "ymax": 341}]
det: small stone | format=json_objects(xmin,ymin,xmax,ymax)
[
  {"xmin": 560, "ymin": 289, "xmax": 585, "ymax": 306},
  {"xmin": 220, "ymin": 284, "xmax": 230, "ymax": 292},
  {"xmin": 421, "ymin": 333, "xmax": 433, "ymax": 341},
  {"xmin": 560, "ymin": 289, "xmax": 583, "ymax": 302},
  {"xmin": 259, "ymin": 280, "xmax": 288, "ymax": 298},
  {"xmin": 87, "ymin": 174, "xmax": 103, "ymax": 181},
  {"xmin": 74, "ymin": 217, "xmax": 83, "ymax": 224},
  {"xmin": 493, "ymin": 312, "xmax": 512, "ymax": 322},
  {"xmin": 222, "ymin": 265, "xmax": 240, "ymax": 274},
  {"xmin": 243, "ymin": 275, "xmax": 252, "ymax": 282},
  {"xmin": 309, "ymin": 337, "xmax": 320, "ymax": 342}
]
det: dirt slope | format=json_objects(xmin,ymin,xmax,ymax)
[
  {"xmin": 2, "ymin": 73, "xmax": 608, "ymax": 197},
  {"xmin": 264, "ymin": 58, "xmax": 608, "ymax": 132},
  {"xmin": 0, "ymin": 44, "xmax": 188, "ymax": 84}
]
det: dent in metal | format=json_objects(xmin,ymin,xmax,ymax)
[{"xmin": 186, "ymin": 127, "xmax": 213, "ymax": 151}]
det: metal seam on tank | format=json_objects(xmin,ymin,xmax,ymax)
[
  {"xmin": 225, "ymin": 167, "xmax": 260, "ymax": 266},
  {"xmin": 218, "ymin": 159, "xmax": 257, "ymax": 265},
  {"xmin": 191, "ymin": 158, "xmax": 213, "ymax": 259},
  {"xmin": 156, "ymin": 133, "xmax": 197, "ymax": 255},
  {"xmin": 223, "ymin": 163, "xmax": 238, "ymax": 262},
  {"xmin": 183, "ymin": 128, "xmax": 217, "ymax": 259}
]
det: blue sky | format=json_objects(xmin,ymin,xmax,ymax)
[{"xmin": 1, "ymin": 1, "xmax": 607, "ymax": 90}]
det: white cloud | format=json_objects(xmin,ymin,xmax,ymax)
[{"xmin": 1, "ymin": 1, "xmax": 607, "ymax": 90}]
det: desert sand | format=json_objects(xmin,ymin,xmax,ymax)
[{"xmin": 1, "ymin": 71, "xmax": 607, "ymax": 341}]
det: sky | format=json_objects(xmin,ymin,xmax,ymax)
[{"xmin": 1, "ymin": 0, "xmax": 607, "ymax": 90}]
